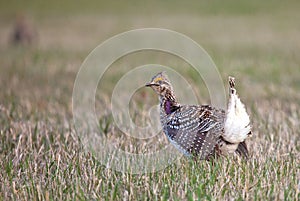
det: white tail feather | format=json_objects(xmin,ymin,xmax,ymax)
[{"xmin": 224, "ymin": 77, "xmax": 251, "ymax": 143}]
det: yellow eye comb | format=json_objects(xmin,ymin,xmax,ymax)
[{"xmin": 153, "ymin": 77, "xmax": 163, "ymax": 83}]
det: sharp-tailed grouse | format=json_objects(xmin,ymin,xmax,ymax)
[{"xmin": 145, "ymin": 72, "xmax": 251, "ymax": 160}]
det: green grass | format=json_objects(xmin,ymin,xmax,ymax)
[{"xmin": 0, "ymin": 1, "xmax": 300, "ymax": 200}]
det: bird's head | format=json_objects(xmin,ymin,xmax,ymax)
[{"xmin": 145, "ymin": 72, "xmax": 174, "ymax": 97}]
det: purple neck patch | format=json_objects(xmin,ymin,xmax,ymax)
[{"xmin": 164, "ymin": 100, "xmax": 172, "ymax": 115}]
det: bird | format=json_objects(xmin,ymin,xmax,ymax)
[{"xmin": 145, "ymin": 72, "xmax": 251, "ymax": 160}]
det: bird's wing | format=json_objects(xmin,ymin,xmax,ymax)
[{"xmin": 164, "ymin": 106, "xmax": 223, "ymax": 159}]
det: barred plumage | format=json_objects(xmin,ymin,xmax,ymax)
[{"xmin": 145, "ymin": 72, "xmax": 251, "ymax": 160}]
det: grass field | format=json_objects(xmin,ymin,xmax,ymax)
[{"xmin": 0, "ymin": 1, "xmax": 299, "ymax": 200}]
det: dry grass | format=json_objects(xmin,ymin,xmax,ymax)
[{"xmin": 0, "ymin": 1, "xmax": 300, "ymax": 200}]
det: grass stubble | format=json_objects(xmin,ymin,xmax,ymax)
[
  {"xmin": 0, "ymin": 1, "xmax": 300, "ymax": 200},
  {"xmin": 0, "ymin": 47, "xmax": 299, "ymax": 200}
]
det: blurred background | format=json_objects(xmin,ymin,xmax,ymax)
[{"xmin": 1, "ymin": 0, "xmax": 299, "ymax": 115}]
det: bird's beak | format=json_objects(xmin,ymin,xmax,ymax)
[{"xmin": 145, "ymin": 82, "xmax": 158, "ymax": 87}]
